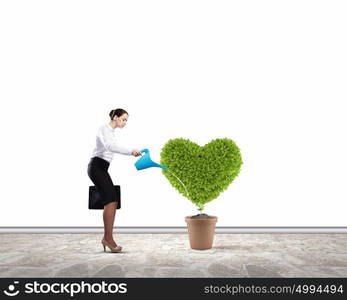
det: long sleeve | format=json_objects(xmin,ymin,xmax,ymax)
[{"xmin": 98, "ymin": 126, "xmax": 133, "ymax": 155}]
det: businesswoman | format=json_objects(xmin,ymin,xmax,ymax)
[{"xmin": 88, "ymin": 108, "xmax": 141, "ymax": 253}]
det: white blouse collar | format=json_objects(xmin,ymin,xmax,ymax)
[{"xmin": 106, "ymin": 123, "xmax": 115, "ymax": 131}]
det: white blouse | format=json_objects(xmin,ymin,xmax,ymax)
[{"xmin": 91, "ymin": 123, "xmax": 132, "ymax": 163}]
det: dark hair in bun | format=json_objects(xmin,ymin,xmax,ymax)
[{"xmin": 109, "ymin": 108, "xmax": 128, "ymax": 120}]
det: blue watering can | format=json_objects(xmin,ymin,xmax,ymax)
[
  {"xmin": 134, "ymin": 148, "xmax": 168, "ymax": 171},
  {"xmin": 134, "ymin": 148, "xmax": 190, "ymax": 198}
]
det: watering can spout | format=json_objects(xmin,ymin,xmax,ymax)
[
  {"xmin": 134, "ymin": 148, "xmax": 168, "ymax": 171},
  {"xmin": 152, "ymin": 162, "xmax": 168, "ymax": 170}
]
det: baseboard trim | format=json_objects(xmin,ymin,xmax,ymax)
[{"xmin": 0, "ymin": 227, "xmax": 347, "ymax": 233}]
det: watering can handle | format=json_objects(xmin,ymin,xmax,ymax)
[{"xmin": 140, "ymin": 148, "xmax": 149, "ymax": 154}]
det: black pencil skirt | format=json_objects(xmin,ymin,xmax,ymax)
[{"xmin": 87, "ymin": 156, "xmax": 119, "ymax": 207}]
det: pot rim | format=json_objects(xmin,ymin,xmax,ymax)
[{"xmin": 185, "ymin": 215, "xmax": 218, "ymax": 221}]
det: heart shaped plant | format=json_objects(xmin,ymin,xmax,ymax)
[{"xmin": 160, "ymin": 138, "xmax": 242, "ymax": 212}]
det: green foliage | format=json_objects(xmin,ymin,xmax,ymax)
[{"xmin": 160, "ymin": 138, "xmax": 242, "ymax": 211}]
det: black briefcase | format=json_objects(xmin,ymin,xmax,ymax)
[{"xmin": 88, "ymin": 185, "xmax": 121, "ymax": 209}]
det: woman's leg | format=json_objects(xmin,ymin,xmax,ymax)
[
  {"xmin": 103, "ymin": 201, "xmax": 118, "ymax": 247},
  {"xmin": 88, "ymin": 158, "xmax": 120, "ymax": 248}
]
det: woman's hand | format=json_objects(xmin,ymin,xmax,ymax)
[{"xmin": 132, "ymin": 149, "xmax": 142, "ymax": 157}]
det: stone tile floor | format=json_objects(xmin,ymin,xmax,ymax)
[{"xmin": 0, "ymin": 234, "xmax": 346, "ymax": 277}]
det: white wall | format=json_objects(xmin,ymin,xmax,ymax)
[{"xmin": 0, "ymin": 0, "xmax": 346, "ymax": 227}]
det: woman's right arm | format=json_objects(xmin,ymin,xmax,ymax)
[{"xmin": 98, "ymin": 126, "xmax": 133, "ymax": 155}]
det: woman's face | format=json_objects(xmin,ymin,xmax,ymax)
[{"xmin": 115, "ymin": 113, "xmax": 128, "ymax": 128}]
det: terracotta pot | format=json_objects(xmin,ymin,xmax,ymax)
[{"xmin": 185, "ymin": 215, "xmax": 218, "ymax": 250}]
